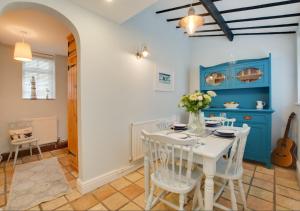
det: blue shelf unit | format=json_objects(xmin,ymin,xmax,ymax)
[{"xmin": 200, "ymin": 54, "xmax": 274, "ymax": 168}]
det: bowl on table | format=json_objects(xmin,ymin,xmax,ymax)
[
  {"xmin": 171, "ymin": 123, "xmax": 188, "ymax": 131},
  {"xmin": 224, "ymin": 102, "xmax": 239, "ymax": 109}
]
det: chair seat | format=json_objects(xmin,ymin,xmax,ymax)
[
  {"xmin": 151, "ymin": 165, "xmax": 203, "ymax": 194},
  {"xmin": 215, "ymin": 158, "xmax": 243, "ymax": 180},
  {"xmin": 11, "ymin": 137, "xmax": 38, "ymax": 145}
]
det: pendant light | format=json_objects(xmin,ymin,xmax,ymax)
[
  {"xmin": 179, "ymin": 0, "xmax": 205, "ymax": 35},
  {"xmin": 14, "ymin": 31, "xmax": 32, "ymax": 62}
]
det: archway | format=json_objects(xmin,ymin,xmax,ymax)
[{"xmin": 0, "ymin": 1, "xmax": 81, "ymax": 177}]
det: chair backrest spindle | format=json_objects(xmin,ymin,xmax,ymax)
[{"xmin": 141, "ymin": 130, "xmax": 197, "ymax": 186}]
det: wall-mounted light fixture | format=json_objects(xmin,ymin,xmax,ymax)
[{"xmin": 136, "ymin": 45, "xmax": 149, "ymax": 59}]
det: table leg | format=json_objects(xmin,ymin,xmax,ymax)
[
  {"xmin": 144, "ymin": 155, "xmax": 150, "ymax": 201},
  {"xmin": 203, "ymin": 157, "xmax": 216, "ymax": 211}
]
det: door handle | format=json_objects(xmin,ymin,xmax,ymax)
[{"xmin": 244, "ymin": 115, "xmax": 252, "ymax": 121}]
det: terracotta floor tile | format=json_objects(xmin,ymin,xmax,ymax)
[
  {"xmin": 119, "ymin": 202, "xmax": 142, "ymax": 211},
  {"xmin": 242, "ymin": 162, "xmax": 256, "ymax": 171},
  {"xmin": 276, "ymin": 185, "xmax": 300, "ymax": 200},
  {"xmin": 247, "ymin": 195, "xmax": 273, "ymax": 211},
  {"xmin": 243, "ymin": 175, "xmax": 252, "ymax": 184},
  {"xmin": 58, "ymin": 156, "xmax": 72, "ymax": 167},
  {"xmin": 276, "ymin": 194, "xmax": 300, "ymax": 210},
  {"xmin": 254, "ymin": 171, "xmax": 274, "ymax": 183},
  {"xmin": 137, "ymin": 167, "xmax": 144, "ymax": 175},
  {"xmin": 71, "ymin": 194, "xmax": 98, "ymax": 211},
  {"xmin": 55, "ymin": 203, "xmax": 74, "ymax": 211},
  {"xmin": 41, "ymin": 196, "xmax": 68, "ymax": 210},
  {"xmin": 275, "ymin": 166, "xmax": 298, "ymax": 180},
  {"xmin": 88, "ymin": 202, "xmax": 108, "ymax": 210},
  {"xmin": 252, "ymin": 178, "xmax": 274, "ymax": 192},
  {"xmin": 249, "ymin": 186, "xmax": 273, "ymax": 202},
  {"xmin": 133, "ymin": 193, "xmax": 146, "ymax": 209},
  {"xmin": 276, "ymin": 177, "xmax": 300, "ymax": 190},
  {"xmin": 256, "ymin": 166, "xmax": 274, "ymax": 176},
  {"xmin": 125, "ymin": 172, "xmax": 143, "ymax": 183},
  {"xmin": 152, "ymin": 202, "xmax": 176, "ymax": 211},
  {"xmin": 221, "ymin": 188, "xmax": 244, "ymax": 205},
  {"xmin": 102, "ymin": 192, "xmax": 129, "ymax": 210},
  {"xmin": 66, "ymin": 189, "xmax": 82, "ymax": 202},
  {"xmin": 93, "ymin": 185, "xmax": 116, "ymax": 201},
  {"xmin": 120, "ymin": 184, "xmax": 144, "ymax": 200},
  {"xmin": 243, "ymin": 169, "xmax": 254, "ymax": 177},
  {"xmin": 51, "ymin": 148, "xmax": 68, "ymax": 156},
  {"xmin": 110, "ymin": 177, "xmax": 131, "ymax": 191},
  {"xmin": 135, "ymin": 178, "xmax": 145, "ymax": 189},
  {"xmin": 276, "ymin": 205, "xmax": 290, "ymax": 210},
  {"xmin": 216, "ymin": 197, "xmax": 243, "ymax": 210}
]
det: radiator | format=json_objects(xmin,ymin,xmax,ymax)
[
  {"xmin": 130, "ymin": 116, "xmax": 178, "ymax": 162},
  {"xmin": 29, "ymin": 116, "xmax": 58, "ymax": 145}
]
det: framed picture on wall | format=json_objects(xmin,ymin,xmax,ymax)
[{"xmin": 154, "ymin": 65, "xmax": 175, "ymax": 92}]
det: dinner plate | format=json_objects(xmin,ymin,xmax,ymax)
[
  {"xmin": 205, "ymin": 120, "xmax": 220, "ymax": 125},
  {"xmin": 215, "ymin": 129, "xmax": 236, "ymax": 135},
  {"xmin": 213, "ymin": 131, "xmax": 235, "ymax": 138},
  {"xmin": 168, "ymin": 133, "xmax": 189, "ymax": 139},
  {"xmin": 173, "ymin": 123, "xmax": 187, "ymax": 128}
]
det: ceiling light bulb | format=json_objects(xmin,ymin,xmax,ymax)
[
  {"xmin": 142, "ymin": 47, "xmax": 149, "ymax": 58},
  {"xmin": 187, "ymin": 16, "xmax": 196, "ymax": 35},
  {"xmin": 179, "ymin": 6, "xmax": 204, "ymax": 35}
]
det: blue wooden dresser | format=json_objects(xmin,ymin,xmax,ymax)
[{"xmin": 200, "ymin": 54, "xmax": 274, "ymax": 167}]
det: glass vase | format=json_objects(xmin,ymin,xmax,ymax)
[{"xmin": 188, "ymin": 111, "xmax": 205, "ymax": 135}]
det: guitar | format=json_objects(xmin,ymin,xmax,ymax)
[{"xmin": 271, "ymin": 112, "xmax": 297, "ymax": 168}]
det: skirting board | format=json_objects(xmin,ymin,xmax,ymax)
[
  {"xmin": 77, "ymin": 160, "xmax": 143, "ymax": 194},
  {"xmin": 297, "ymin": 160, "xmax": 300, "ymax": 185}
]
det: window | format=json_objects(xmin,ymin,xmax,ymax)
[{"xmin": 22, "ymin": 56, "xmax": 55, "ymax": 99}]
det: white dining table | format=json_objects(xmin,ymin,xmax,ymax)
[{"xmin": 143, "ymin": 127, "xmax": 241, "ymax": 210}]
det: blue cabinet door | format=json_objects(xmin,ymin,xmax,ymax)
[
  {"xmin": 203, "ymin": 111, "xmax": 272, "ymax": 167},
  {"xmin": 200, "ymin": 67, "xmax": 228, "ymax": 90},
  {"xmin": 233, "ymin": 60, "xmax": 270, "ymax": 88}
]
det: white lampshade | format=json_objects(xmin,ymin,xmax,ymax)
[{"xmin": 14, "ymin": 42, "xmax": 32, "ymax": 62}]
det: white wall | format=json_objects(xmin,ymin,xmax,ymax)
[
  {"xmin": 189, "ymin": 35, "xmax": 298, "ymax": 147},
  {"xmin": 0, "ymin": 0, "xmax": 191, "ymax": 182},
  {"xmin": 0, "ymin": 43, "xmax": 68, "ymax": 152}
]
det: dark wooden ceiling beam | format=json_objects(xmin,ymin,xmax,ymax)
[
  {"xmin": 189, "ymin": 31, "xmax": 296, "ymax": 37},
  {"xmin": 190, "ymin": 23, "xmax": 299, "ymax": 33},
  {"xmin": 168, "ymin": 0, "xmax": 300, "ymax": 22},
  {"xmin": 200, "ymin": 0, "xmax": 234, "ymax": 41},
  {"xmin": 176, "ymin": 13, "xmax": 300, "ymax": 28},
  {"xmin": 156, "ymin": 0, "xmax": 221, "ymax": 14}
]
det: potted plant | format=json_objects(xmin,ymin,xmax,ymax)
[{"xmin": 179, "ymin": 90, "xmax": 216, "ymax": 134}]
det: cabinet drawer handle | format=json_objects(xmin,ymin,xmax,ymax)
[{"xmin": 244, "ymin": 115, "xmax": 252, "ymax": 121}]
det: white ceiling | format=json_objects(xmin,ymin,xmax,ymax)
[
  {"xmin": 70, "ymin": 0, "xmax": 158, "ymax": 23},
  {"xmin": 0, "ymin": 8, "xmax": 70, "ymax": 56},
  {"xmin": 155, "ymin": 0, "xmax": 300, "ymax": 37}
]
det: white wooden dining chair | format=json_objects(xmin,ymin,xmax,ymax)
[
  {"xmin": 7, "ymin": 121, "xmax": 43, "ymax": 167},
  {"xmin": 142, "ymin": 130, "xmax": 203, "ymax": 211},
  {"xmin": 213, "ymin": 124, "xmax": 251, "ymax": 211}
]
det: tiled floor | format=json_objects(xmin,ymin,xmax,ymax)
[{"xmin": 0, "ymin": 148, "xmax": 299, "ymax": 211}]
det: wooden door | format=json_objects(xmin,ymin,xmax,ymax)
[{"xmin": 67, "ymin": 34, "xmax": 78, "ymax": 170}]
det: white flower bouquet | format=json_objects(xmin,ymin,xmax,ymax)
[{"xmin": 179, "ymin": 90, "xmax": 217, "ymax": 113}]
